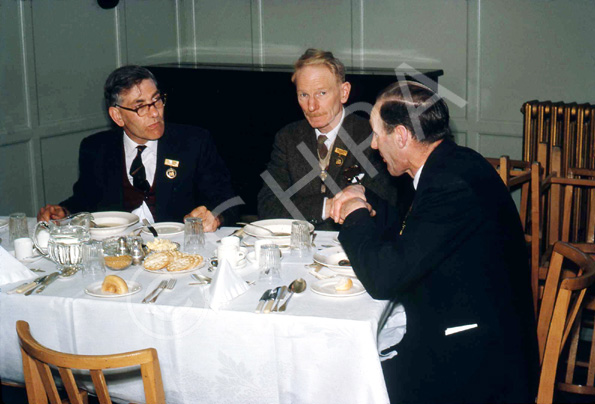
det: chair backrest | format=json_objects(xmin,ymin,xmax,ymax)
[
  {"xmin": 536, "ymin": 242, "xmax": 595, "ymax": 403},
  {"xmin": 16, "ymin": 320, "xmax": 166, "ymax": 404}
]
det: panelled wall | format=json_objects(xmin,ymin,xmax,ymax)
[{"xmin": 1, "ymin": 0, "xmax": 594, "ymax": 216}]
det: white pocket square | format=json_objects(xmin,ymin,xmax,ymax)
[{"xmin": 445, "ymin": 323, "xmax": 478, "ymax": 336}]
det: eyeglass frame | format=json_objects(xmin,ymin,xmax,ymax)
[{"xmin": 115, "ymin": 94, "xmax": 167, "ymax": 117}]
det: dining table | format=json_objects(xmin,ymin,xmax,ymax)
[{"xmin": 0, "ymin": 217, "xmax": 406, "ymax": 404}]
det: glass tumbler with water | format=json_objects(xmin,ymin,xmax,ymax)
[
  {"xmin": 259, "ymin": 244, "xmax": 281, "ymax": 284},
  {"xmin": 290, "ymin": 220, "xmax": 311, "ymax": 257},
  {"xmin": 82, "ymin": 240, "xmax": 106, "ymax": 283},
  {"xmin": 184, "ymin": 217, "xmax": 205, "ymax": 254}
]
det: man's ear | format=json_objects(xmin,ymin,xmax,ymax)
[
  {"xmin": 394, "ymin": 125, "xmax": 410, "ymax": 149},
  {"xmin": 108, "ymin": 106, "xmax": 125, "ymax": 127},
  {"xmin": 340, "ymin": 81, "xmax": 351, "ymax": 104}
]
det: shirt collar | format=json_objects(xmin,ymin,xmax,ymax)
[
  {"xmin": 413, "ymin": 164, "xmax": 424, "ymax": 190},
  {"xmin": 315, "ymin": 107, "xmax": 345, "ymax": 144},
  {"xmin": 123, "ymin": 132, "xmax": 158, "ymax": 155}
]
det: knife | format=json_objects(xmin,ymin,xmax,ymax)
[
  {"xmin": 272, "ymin": 286, "xmax": 287, "ymax": 312},
  {"xmin": 7, "ymin": 276, "xmax": 47, "ymax": 294},
  {"xmin": 255, "ymin": 289, "xmax": 272, "ymax": 313},
  {"xmin": 143, "ymin": 219, "xmax": 158, "ymax": 237},
  {"xmin": 34, "ymin": 272, "xmax": 59, "ymax": 294},
  {"xmin": 23, "ymin": 275, "xmax": 51, "ymax": 296},
  {"xmin": 263, "ymin": 287, "xmax": 280, "ymax": 314}
]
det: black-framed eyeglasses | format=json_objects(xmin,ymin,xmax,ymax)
[{"xmin": 116, "ymin": 94, "xmax": 167, "ymax": 117}]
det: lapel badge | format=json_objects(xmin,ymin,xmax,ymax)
[
  {"xmin": 335, "ymin": 157, "xmax": 344, "ymax": 166},
  {"xmin": 166, "ymin": 167, "xmax": 177, "ymax": 179},
  {"xmin": 334, "ymin": 147, "xmax": 348, "ymax": 157},
  {"xmin": 164, "ymin": 159, "xmax": 179, "ymax": 168}
]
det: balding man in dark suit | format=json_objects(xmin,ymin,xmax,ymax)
[{"xmin": 329, "ymin": 81, "xmax": 538, "ymax": 403}]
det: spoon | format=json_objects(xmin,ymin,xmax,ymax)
[
  {"xmin": 143, "ymin": 219, "xmax": 159, "ymax": 237},
  {"xmin": 236, "ymin": 222, "xmax": 291, "ymax": 237},
  {"xmin": 278, "ymin": 278, "xmax": 307, "ymax": 312}
]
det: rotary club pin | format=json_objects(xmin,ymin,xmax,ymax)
[
  {"xmin": 335, "ymin": 157, "xmax": 344, "ymax": 166},
  {"xmin": 164, "ymin": 159, "xmax": 179, "ymax": 179}
]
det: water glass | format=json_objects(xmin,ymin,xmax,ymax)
[
  {"xmin": 259, "ymin": 244, "xmax": 281, "ymax": 284},
  {"xmin": 82, "ymin": 240, "xmax": 106, "ymax": 283},
  {"xmin": 9, "ymin": 212, "xmax": 28, "ymax": 243},
  {"xmin": 290, "ymin": 220, "xmax": 311, "ymax": 257},
  {"xmin": 184, "ymin": 217, "xmax": 205, "ymax": 254}
]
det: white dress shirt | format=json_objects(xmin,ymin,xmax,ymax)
[
  {"xmin": 123, "ymin": 133, "xmax": 158, "ymax": 223},
  {"xmin": 319, "ymin": 109, "xmax": 346, "ymax": 220},
  {"xmin": 413, "ymin": 164, "xmax": 424, "ymax": 190}
]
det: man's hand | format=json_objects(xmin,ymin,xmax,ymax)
[
  {"xmin": 185, "ymin": 206, "xmax": 221, "ymax": 232},
  {"xmin": 334, "ymin": 197, "xmax": 375, "ymax": 224},
  {"xmin": 329, "ymin": 185, "xmax": 372, "ymax": 221},
  {"xmin": 37, "ymin": 205, "xmax": 68, "ymax": 222}
]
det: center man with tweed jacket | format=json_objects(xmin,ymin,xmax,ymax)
[{"xmin": 257, "ymin": 49, "xmax": 404, "ymax": 230}]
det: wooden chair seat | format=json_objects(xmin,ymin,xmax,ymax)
[{"xmin": 16, "ymin": 320, "xmax": 166, "ymax": 404}]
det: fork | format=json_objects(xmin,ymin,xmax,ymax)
[
  {"xmin": 142, "ymin": 280, "xmax": 167, "ymax": 303},
  {"xmin": 149, "ymin": 279, "xmax": 176, "ymax": 304}
]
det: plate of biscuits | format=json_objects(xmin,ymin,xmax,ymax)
[
  {"xmin": 143, "ymin": 250, "xmax": 205, "ymax": 274},
  {"xmin": 85, "ymin": 275, "xmax": 141, "ymax": 298}
]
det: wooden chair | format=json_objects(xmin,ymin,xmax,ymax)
[
  {"xmin": 16, "ymin": 320, "xmax": 166, "ymax": 404},
  {"xmin": 486, "ymin": 155, "xmax": 532, "ymax": 231},
  {"xmin": 536, "ymin": 242, "xmax": 595, "ymax": 403}
]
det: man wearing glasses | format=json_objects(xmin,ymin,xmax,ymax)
[{"xmin": 37, "ymin": 65, "xmax": 236, "ymax": 231}]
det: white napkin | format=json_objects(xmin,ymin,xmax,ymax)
[
  {"xmin": 205, "ymin": 258, "xmax": 249, "ymax": 310},
  {"xmin": 0, "ymin": 245, "xmax": 37, "ymax": 287}
]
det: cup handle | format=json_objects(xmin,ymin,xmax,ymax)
[
  {"xmin": 237, "ymin": 251, "xmax": 246, "ymax": 260},
  {"xmin": 32, "ymin": 222, "xmax": 51, "ymax": 257}
]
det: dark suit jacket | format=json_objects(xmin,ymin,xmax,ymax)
[
  {"xmin": 339, "ymin": 139, "xmax": 538, "ymax": 403},
  {"xmin": 60, "ymin": 123, "xmax": 238, "ymax": 224},
  {"xmin": 257, "ymin": 113, "xmax": 409, "ymax": 230}
]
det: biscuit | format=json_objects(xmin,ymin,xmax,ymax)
[
  {"xmin": 167, "ymin": 256, "xmax": 194, "ymax": 272},
  {"xmin": 143, "ymin": 252, "xmax": 170, "ymax": 271}
]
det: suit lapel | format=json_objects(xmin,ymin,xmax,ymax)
[{"xmin": 155, "ymin": 129, "xmax": 175, "ymax": 220}]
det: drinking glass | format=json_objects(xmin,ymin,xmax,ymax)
[
  {"xmin": 259, "ymin": 244, "xmax": 281, "ymax": 284},
  {"xmin": 184, "ymin": 217, "xmax": 205, "ymax": 254},
  {"xmin": 290, "ymin": 220, "xmax": 311, "ymax": 257},
  {"xmin": 81, "ymin": 240, "xmax": 106, "ymax": 283},
  {"xmin": 9, "ymin": 212, "xmax": 28, "ymax": 243}
]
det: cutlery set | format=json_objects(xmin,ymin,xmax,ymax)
[
  {"xmin": 8, "ymin": 272, "xmax": 59, "ymax": 295},
  {"xmin": 255, "ymin": 278, "xmax": 306, "ymax": 313}
]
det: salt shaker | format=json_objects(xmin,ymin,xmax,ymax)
[
  {"xmin": 117, "ymin": 237, "xmax": 129, "ymax": 255},
  {"xmin": 131, "ymin": 244, "xmax": 145, "ymax": 266}
]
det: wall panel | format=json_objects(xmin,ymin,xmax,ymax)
[
  {"xmin": 480, "ymin": 0, "xmax": 595, "ymax": 122},
  {"xmin": 361, "ymin": 0, "xmax": 468, "ymax": 119},
  {"xmin": 124, "ymin": 0, "xmax": 180, "ymax": 65},
  {"xmin": 0, "ymin": 141, "xmax": 36, "ymax": 215},
  {"xmin": 260, "ymin": 0, "xmax": 352, "ymax": 65},
  {"xmin": 0, "ymin": 1, "xmax": 28, "ymax": 136},
  {"xmin": 194, "ymin": 0, "xmax": 253, "ymax": 64},
  {"xmin": 31, "ymin": 1, "xmax": 118, "ymax": 126}
]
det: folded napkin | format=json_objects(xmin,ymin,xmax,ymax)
[
  {"xmin": 205, "ymin": 258, "xmax": 249, "ymax": 310},
  {"xmin": 0, "ymin": 245, "xmax": 37, "ymax": 287}
]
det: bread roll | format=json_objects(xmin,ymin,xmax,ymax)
[
  {"xmin": 335, "ymin": 277, "xmax": 353, "ymax": 292},
  {"xmin": 101, "ymin": 275, "xmax": 129, "ymax": 294}
]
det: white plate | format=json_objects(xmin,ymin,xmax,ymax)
[
  {"xmin": 332, "ymin": 236, "xmax": 341, "ymax": 245},
  {"xmin": 0, "ymin": 219, "xmax": 8, "ymax": 230},
  {"xmin": 84, "ymin": 280, "xmax": 141, "ymax": 298},
  {"xmin": 311, "ymin": 278, "xmax": 366, "ymax": 297},
  {"xmin": 141, "ymin": 222, "xmax": 184, "ymax": 237},
  {"xmin": 242, "ymin": 219, "xmax": 314, "ymax": 242},
  {"xmin": 143, "ymin": 258, "xmax": 206, "ymax": 274},
  {"xmin": 313, "ymin": 246, "xmax": 356, "ymax": 277},
  {"xmin": 90, "ymin": 212, "xmax": 139, "ymax": 239}
]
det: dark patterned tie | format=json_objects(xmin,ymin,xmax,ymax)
[
  {"xmin": 317, "ymin": 135, "xmax": 328, "ymax": 159},
  {"xmin": 129, "ymin": 145, "xmax": 150, "ymax": 192}
]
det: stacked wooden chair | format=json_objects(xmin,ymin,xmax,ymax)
[{"xmin": 16, "ymin": 320, "xmax": 166, "ymax": 404}]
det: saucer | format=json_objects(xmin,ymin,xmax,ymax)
[
  {"xmin": 246, "ymin": 251, "xmax": 284, "ymax": 263},
  {"xmin": 211, "ymin": 257, "xmax": 247, "ymax": 270}
]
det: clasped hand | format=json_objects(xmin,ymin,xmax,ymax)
[{"xmin": 327, "ymin": 185, "xmax": 376, "ymax": 224}]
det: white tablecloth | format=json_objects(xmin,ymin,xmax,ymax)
[{"xmin": 0, "ymin": 221, "xmax": 405, "ymax": 404}]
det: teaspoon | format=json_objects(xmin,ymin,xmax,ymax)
[{"xmin": 278, "ymin": 278, "xmax": 307, "ymax": 312}]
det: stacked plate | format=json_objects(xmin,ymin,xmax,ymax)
[{"xmin": 242, "ymin": 219, "xmax": 314, "ymax": 246}]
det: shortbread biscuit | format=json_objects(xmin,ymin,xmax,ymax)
[
  {"xmin": 167, "ymin": 256, "xmax": 194, "ymax": 272},
  {"xmin": 143, "ymin": 252, "xmax": 170, "ymax": 271}
]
